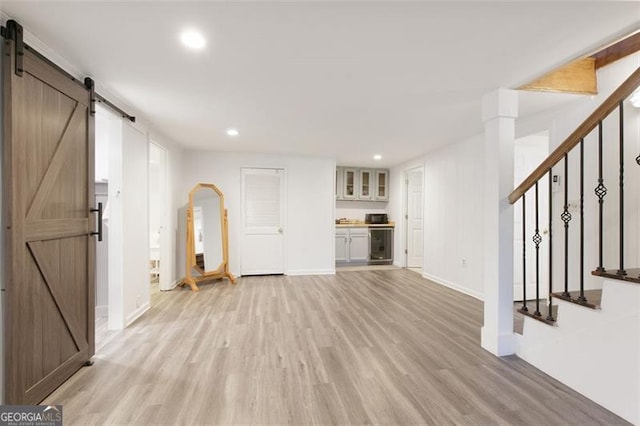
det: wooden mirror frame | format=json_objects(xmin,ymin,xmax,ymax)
[{"xmin": 181, "ymin": 183, "xmax": 236, "ymax": 291}]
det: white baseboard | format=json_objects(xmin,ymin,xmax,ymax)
[
  {"xmin": 286, "ymin": 268, "xmax": 335, "ymax": 276},
  {"xmin": 95, "ymin": 305, "xmax": 108, "ymax": 318},
  {"xmin": 126, "ymin": 302, "xmax": 150, "ymax": 327},
  {"xmin": 161, "ymin": 278, "xmax": 181, "ymax": 291},
  {"xmin": 422, "ymin": 272, "xmax": 484, "ymax": 301}
]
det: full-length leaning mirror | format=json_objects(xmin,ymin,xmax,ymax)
[{"xmin": 181, "ymin": 183, "xmax": 236, "ymax": 291}]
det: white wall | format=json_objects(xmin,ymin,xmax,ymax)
[
  {"xmin": 179, "ymin": 151, "xmax": 335, "ymax": 277},
  {"xmin": 390, "ymin": 135, "xmax": 485, "ymax": 300},
  {"xmin": 121, "ymin": 123, "xmax": 150, "ymax": 325},
  {"xmin": 335, "ymin": 200, "xmax": 389, "ymax": 222}
]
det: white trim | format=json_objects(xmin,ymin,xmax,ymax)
[
  {"xmin": 126, "ymin": 302, "xmax": 150, "ymax": 327},
  {"xmin": 403, "ymin": 165, "xmax": 425, "ymax": 269},
  {"xmin": 164, "ymin": 279, "xmax": 181, "ymax": 291},
  {"xmin": 95, "ymin": 305, "xmax": 108, "ymax": 319},
  {"xmin": 286, "ymin": 269, "xmax": 335, "ymax": 276},
  {"xmin": 422, "ymin": 272, "xmax": 484, "ymax": 301}
]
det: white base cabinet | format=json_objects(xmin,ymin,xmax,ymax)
[
  {"xmin": 335, "ymin": 227, "xmax": 369, "ymax": 264},
  {"xmin": 335, "ymin": 229, "xmax": 349, "ymax": 262}
]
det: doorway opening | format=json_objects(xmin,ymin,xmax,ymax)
[
  {"xmin": 404, "ymin": 166, "xmax": 424, "ymax": 274},
  {"xmin": 94, "ymin": 104, "xmax": 122, "ymax": 350},
  {"xmin": 149, "ymin": 141, "xmax": 168, "ymax": 292},
  {"xmin": 513, "ymin": 131, "xmax": 550, "ymax": 302}
]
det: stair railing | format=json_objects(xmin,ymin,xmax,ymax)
[{"xmin": 509, "ymin": 66, "xmax": 640, "ymax": 324}]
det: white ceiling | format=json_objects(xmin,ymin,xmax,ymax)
[{"xmin": 2, "ymin": 1, "xmax": 639, "ymax": 167}]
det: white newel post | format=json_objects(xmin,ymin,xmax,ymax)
[{"xmin": 481, "ymin": 88, "xmax": 518, "ymax": 356}]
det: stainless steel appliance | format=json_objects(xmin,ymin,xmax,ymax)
[
  {"xmin": 365, "ymin": 213, "xmax": 388, "ymax": 224},
  {"xmin": 368, "ymin": 227, "xmax": 393, "ymax": 265}
]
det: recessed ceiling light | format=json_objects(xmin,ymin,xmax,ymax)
[
  {"xmin": 226, "ymin": 128, "xmax": 239, "ymax": 137},
  {"xmin": 180, "ymin": 29, "xmax": 206, "ymax": 50},
  {"xmin": 373, "ymin": 154, "xmax": 382, "ymax": 160}
]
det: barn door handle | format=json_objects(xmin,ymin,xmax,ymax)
[{"xmin": 91, "ymin": 202, "xmax": 103, "ymax": 241}]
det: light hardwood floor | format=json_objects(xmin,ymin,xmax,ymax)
[{"xmin": 45, "ymin": 269, "xmax": 628, "ymax": 425}]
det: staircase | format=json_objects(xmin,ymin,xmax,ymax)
[
  {"xmin": 510, "ymin": 64, "xmax": 640, "ymax": 424},
  {"xmin": 516, "ymin": 279, "xmax": 639, "ymax": 425}
]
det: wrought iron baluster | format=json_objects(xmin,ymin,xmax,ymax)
[
  {"xmin": 547, "ymin": 169, "xmax": 554, "ymax": 321},
  {"xmin": 595, "ymin": 121, "xmax": 607, "ymax": 273},
  {"xmin": 561, "ymin": 154, "xmax": 571, "ymax": 297},
  {"xmin": 521, "ymin": 194, "xmax": 528, "ymax": 312},
  {"xmin": 578, "ymin": 139, "xmax": 587, "ymax": 303},
  {"xmin": 618, "ymin": 101, "xmax": 626, "ymax": 276},
  {"xmin": 533, "ymin": 182, "xmax": 542, "ymax": 316}
]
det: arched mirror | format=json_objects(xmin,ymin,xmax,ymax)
[{"xmin": 181, "ymin": 183, "xmax": 236, "ymax": 291}]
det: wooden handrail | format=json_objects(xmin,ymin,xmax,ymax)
[{"xmin": 509, "ymin": 65, "xmax": 640, "ymax": 204}]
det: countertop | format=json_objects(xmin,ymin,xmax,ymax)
[{"xmin": 336, "ymin": 222, "xmax": 395, "ymax": 228}]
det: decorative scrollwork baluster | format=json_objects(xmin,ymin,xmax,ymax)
[
  {"xmin": 533, "ymin": 182, "xmax": 542, "ymax": 317},
  {"xmin": 595, "ymin": 121, "xmax": 607, "ymax": 273}
]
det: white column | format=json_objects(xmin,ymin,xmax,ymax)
[{"xmin": 481, "ymin": 88, "xmax": 518, "ymax": 356}]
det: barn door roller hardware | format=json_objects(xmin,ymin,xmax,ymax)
[
  {"xmin": 1, "ymin": 20, "xmax": 24, "ymax": 76},
  {"xmin": 2, "ymin": 19, "xmax": 136, "ymax": 122},
  {"xmin": 84, "ymin": 77, "xmax": 96, "ymax": 116},
  {"xmin": 84, "ymin": 77, "xmax": 135, "ymax": 122}
]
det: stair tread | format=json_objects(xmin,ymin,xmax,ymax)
[
  {"xmin": 551, "ymin": 289, "xmax": 602, "ymax": 309},
  {"xmin": 592, "ymin": 268, "xmax": 640, "ymax": 284},
  {"xmin": 514, "ymin": 300, "xmax": 557, "ymax": 333}
]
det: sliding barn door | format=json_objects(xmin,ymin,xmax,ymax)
[{"xmin": 3, "ymin": 36, "xmax": 95, "ymax": 403}]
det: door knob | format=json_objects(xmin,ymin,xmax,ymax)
[{"xmin": 278, "ymin": 227, "xmax": 283, "ymax": 234}]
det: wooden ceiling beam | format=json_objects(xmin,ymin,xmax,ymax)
[
  {"xmin": 518, "ymin": 57, "xmax": 597, "ymax": 95},
  {"xmin": 518, "ymin": 32, "xmax": 640, "ymax": 96}
]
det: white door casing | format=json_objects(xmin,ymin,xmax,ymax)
[
  {"xmin": 241, "ymin": 168, "xmax": 285, "ymax": 275},
  {"xmin": 407, "ymin": 167, "xmax": 424, "ymax": 268}
]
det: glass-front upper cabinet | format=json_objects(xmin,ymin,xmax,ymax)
[
  {"xmin": 335, "ymin": 166, "xmax": 389, "ymax": 201},
  {"xmin": 343, "ymin": 168, "xmax": 357, "ymax": 199},
  {"xmin": 359, "ymin": 169, "xmax": 372, "ymax": 200},
  {"xmin": 375, "ymin": 170, "xmax": 388, "ymax": 201}
]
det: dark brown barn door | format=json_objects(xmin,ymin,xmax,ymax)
[{"xmin": 3, "ymin": 27, "xmax": 95, "ymax": 404}]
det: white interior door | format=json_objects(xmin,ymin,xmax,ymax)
[
  {"xmin": 407, "ymin": 167, "xmax": 424, "ymax": 268},
  {"xmin": 241, "ymin": 168, "xmax": 285, "ymax": 275},
  {"xmin": 514, "ymin": 133, "xmax": 550, "ymax": 302}
]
